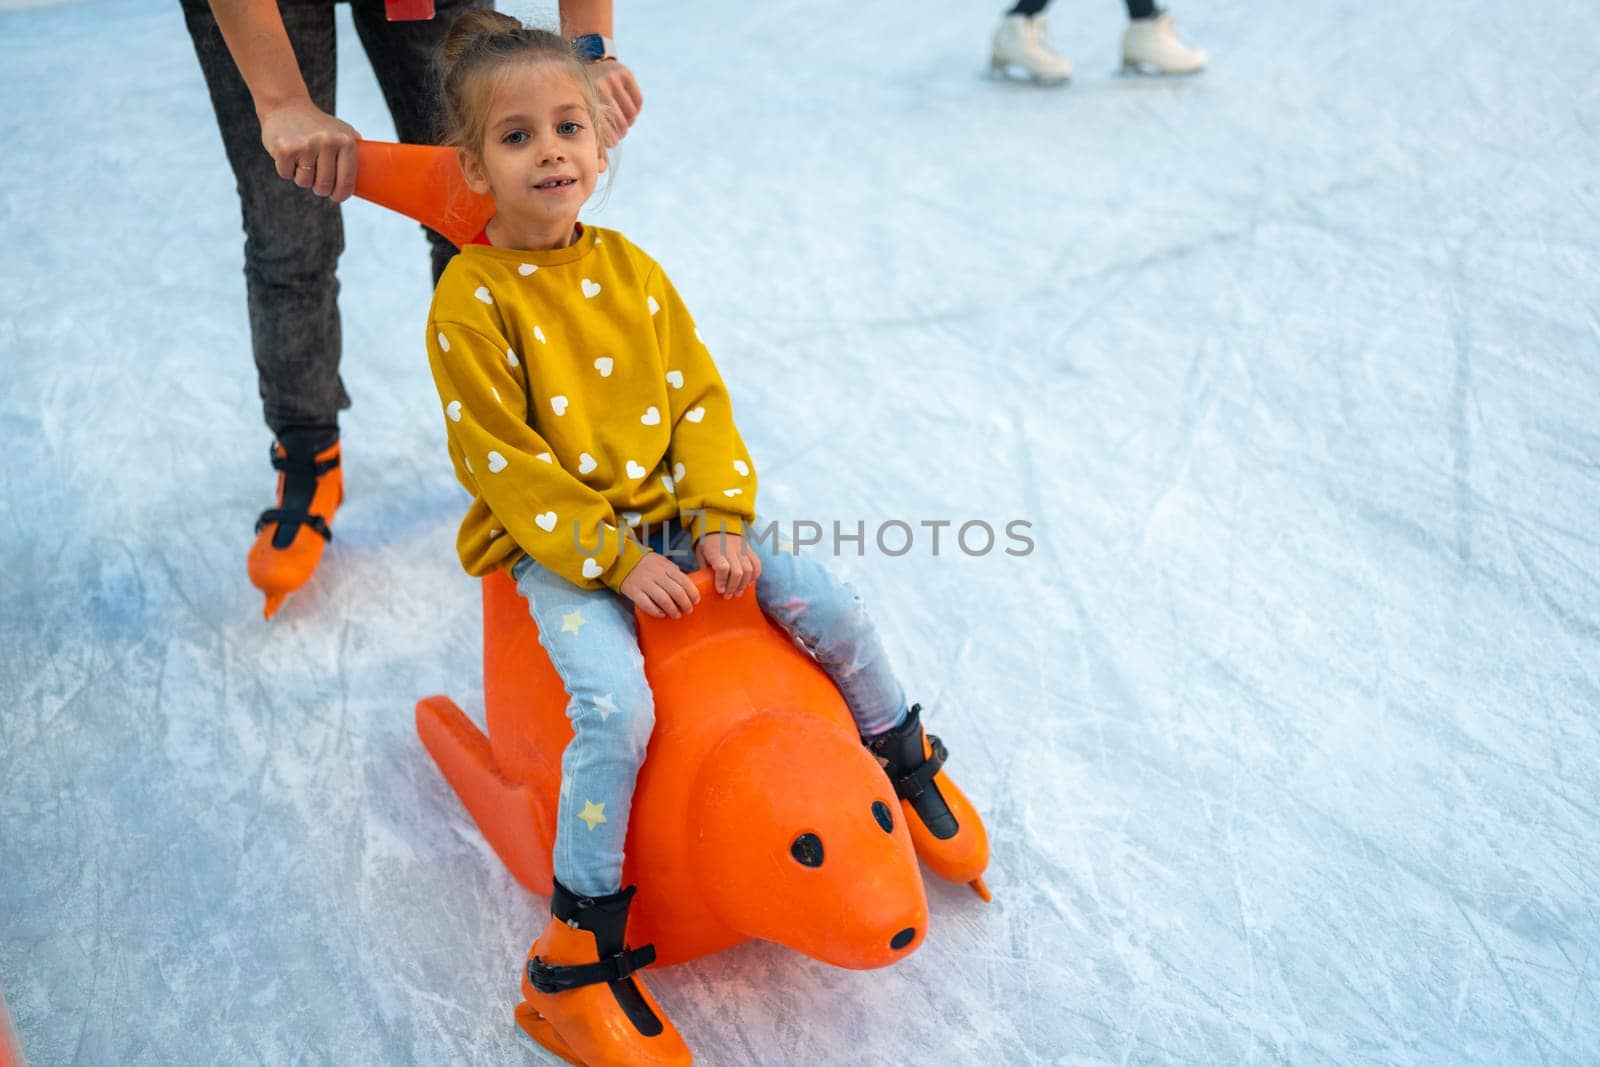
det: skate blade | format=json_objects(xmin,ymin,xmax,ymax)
[
  {"xmin": 261, "ymin": 592, "xmax": 289, "ymax": 619},
  {"xmin": 1120, "ymin": 59, "xmax": 1205, "ymax": 77},
  {"xmin": 968, "ymin": 876, "xmax": 993, "ymax": 903},
  {"xmin": 514, "ymin": 1002, "xmax": 587, "ymax": 1066},
  {"xmin": 989, "ymin": 58, "xmax": 1070, "ymax": 86}
]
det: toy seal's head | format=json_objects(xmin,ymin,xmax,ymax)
[{"xmin": 690, "ymin": 710, "xmax": 928, "ymax": 968}]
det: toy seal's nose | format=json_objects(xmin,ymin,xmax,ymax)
[{"xmin": 890, "ymin": 927, "xmax": 916, "ymax": 950}]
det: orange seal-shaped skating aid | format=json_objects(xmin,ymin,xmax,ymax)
[
  {"xmin": 352, "ymin": 140, "xmax": 494, "ymax": 248},
  {"xmin": 417, "ymin": 568, "xmax": 931, "ymax": 969}
]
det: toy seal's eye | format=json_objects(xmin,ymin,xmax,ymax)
[
  {"xmin": 872, "ymin": 801, "xmax": 894, "ymax": 833},
  {"xmin": 790, "ymin": 833, "xmax": 824, "ymax": 867}
]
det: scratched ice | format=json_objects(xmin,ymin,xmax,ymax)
[{"xmin": 2, "ymin": 0, "xmax": 1598, "ymax": 1062}]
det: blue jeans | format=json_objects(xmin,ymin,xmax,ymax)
[{"xmin": 512, "ymin": 517, "xmax": 909, "ymax": 896}]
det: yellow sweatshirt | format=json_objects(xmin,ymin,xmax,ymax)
[{"xmin": 426, "ymin": 226, "xmax": 757, "ymax": 592}]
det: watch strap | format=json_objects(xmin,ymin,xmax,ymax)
[{"xmin": 570, "ymin": 33, "xmax": 616, "ymax": 62}]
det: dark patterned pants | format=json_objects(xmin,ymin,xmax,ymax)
[{"xmin": 181, "ymin": 0, "xmax": 488, "ymax": 435}]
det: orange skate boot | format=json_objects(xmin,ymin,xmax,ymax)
[
  {"xmin": 516, "ymin": 881, "xmax": 691, "ymax": 1067},
  {"xmin": 864, "ymin": 703, "xmax": 992, "ymax": 901},
  {"xmin": 247, "ymin": 429, "xmax": 343, "ymax": 619}
]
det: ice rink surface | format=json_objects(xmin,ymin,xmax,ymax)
[{"xmin": 3, "ymin": 0, "xmax": 1599, "ymax": 1062}]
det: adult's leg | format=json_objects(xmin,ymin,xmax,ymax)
[
  {"xmin": 349, "ymin": 0, "xmax": 491, "ymax": 286},
  {"xmin": 1125, "ymin": 0, "xmax": 1161, "ymax": 21},
  {"xmin": 1006, "ymin": 0, "xmax": 1049, "ymax": 15},
  {"xmin": 513, "ymin": 556, "xmax": 656, "ymax": 898},
  {"xmin": 182, "ymin": 0, "xmax": 349, "ymax": 437}
]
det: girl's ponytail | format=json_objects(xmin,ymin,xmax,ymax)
[{"xmin": 438, "ymin": 9, "xmax": 525, "ymax": 69}]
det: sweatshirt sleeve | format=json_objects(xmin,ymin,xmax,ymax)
[
  {"xmin": 428, "ymin": 319, "xmax": 650, "ymax": 591},
  {"xmin": 646, "ymin": 266, "xmax": 759, "ymax": 543}
]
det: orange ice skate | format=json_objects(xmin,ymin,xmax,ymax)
[
  {"xmin": 864, "ymin": 703, "xmax": 992, "ymax": 901},
  {"xmin": 517, "ymin": 881, "xmax": 691, "ymax": 1067},
  {"xmin": 247, "ymin": 429, "xmax": 343, "ymax": 618}
]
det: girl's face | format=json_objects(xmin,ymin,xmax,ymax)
[{"xmin": 461, "ymin": 63, "xmax": 606, "ymax": 248}]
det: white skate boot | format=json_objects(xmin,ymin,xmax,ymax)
[
  {"xmin": 990, "ymin": 13, "xmax": 1073, "ymax": 84},
  {"xmin": 1121, "ymin": 13, "xmax": 1206, "ymax": 75}
]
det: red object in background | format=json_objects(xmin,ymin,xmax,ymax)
[
  {"xmin": 0, "ymin": 985, "xmax": 23, "ymax": 1067},
  {"xmin": 384, "ymin": 0, "xmax": 434, "ymax": 21}
]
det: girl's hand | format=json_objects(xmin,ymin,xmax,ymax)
[
  {"xmin": 696, "ymin": 533, "xmax": 762, "ymax": 599},
  {"xmin": 619, "ymin": 553, "xmax": 699, "ymax": 619},
  {"xmin": 259, "ymin": 101, "xmax": 361, "ymax": 202}
]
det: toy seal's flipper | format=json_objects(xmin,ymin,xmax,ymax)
[
  {"xmin": 416, "ymin": 695, "xmax": 555, "ymax": 892},
  {"xmin": 353, "ymin": 141, "xmax": 495, "ymax": 249}
]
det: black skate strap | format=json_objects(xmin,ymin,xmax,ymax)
[
  {"xmin": 526, "ymin": 943, "xmax": 658, "ymax": 994},
  {"xmin": 256, "ymin": 509, "xmax": 333, "ymax": 542},
  {"xmin": 892, "ymin": 734, "xmax": 949, "ymax": 802},
  {"xmin": 257, "ymin": 441, "xmax": 339, "ymax": 543},
  {"xmin": 269, "ymin": 444, "xmax": 340, "ymax": 479}
]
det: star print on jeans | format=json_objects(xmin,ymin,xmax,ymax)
[{"xmin": 578, "ymin": 801, "xmax": 607, "ymax": 830}]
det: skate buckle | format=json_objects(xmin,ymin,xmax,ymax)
[{"xmin": 526, "ymin": 944, "xmax": 658, "ymax": 994}]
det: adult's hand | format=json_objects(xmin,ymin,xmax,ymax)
[
  {"xmin": 206, "ymin": 0, "xmax": 360, "ymax": 200},
  {"xmin": 260, "ymin": 101, "xmax": 361, "ymax": 203},
  {"xmin": 588, "ymin": 59, "xmax": 643, "ymax": 146}
]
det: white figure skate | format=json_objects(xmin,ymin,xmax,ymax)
[
  {"xmin": 1121, "ymin": 13, "xmax": 1206, "ymax": 75},
  {"xmin": 990, "ymin": 13, "xmax": 1073, "ymax": 85}
]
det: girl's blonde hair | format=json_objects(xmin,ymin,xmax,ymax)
[{"xmin": 437, "ymin": 10, "xmax": 613, "ymax": 160}]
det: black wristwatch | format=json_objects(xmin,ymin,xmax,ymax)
[{"xmin": 570, "ymin": 33, "xmax": 616, "ymax": 62}]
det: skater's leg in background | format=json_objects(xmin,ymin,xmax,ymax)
[
  {"xmin": 350, "ymin": 0, "xmax": 490, "ymax": 286},
  {"xmin": 182, "ymin": 0, "xmax": 348, "ymax": 437},
  {"xmin": 512, "ymin": 555, "xmax": 656, "ymax": 899},
  {"xmin": 992, "ymin": 0, "xmax": 1073, "ymax": 82},
  {"xmin": 1120, "ymin": 0, "xmax": 1205, "ymax": 72}
]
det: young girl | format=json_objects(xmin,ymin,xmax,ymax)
[{"xmin": 429, "ymin": 13, "xmax": 988, "ymax": 1064}]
